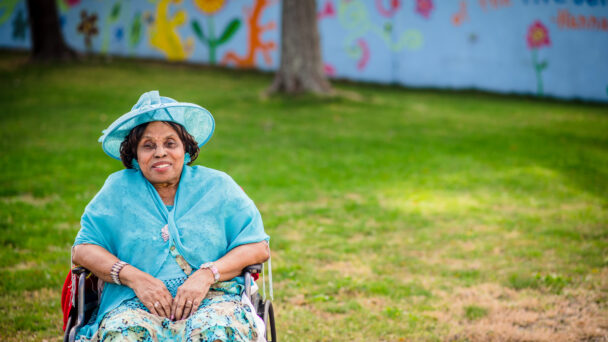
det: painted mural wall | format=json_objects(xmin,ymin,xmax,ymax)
[{"xmin": 1, "ymin": 0, "xmax": 607, "ymax": 102}]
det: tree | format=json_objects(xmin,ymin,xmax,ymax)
[
  {"xmin": 268, "ymin": 0, "xmax": 331, "ymax": 95},
  {"xmin": 26, "ymin": 0, "xmax": 77, "ymax": 60}
]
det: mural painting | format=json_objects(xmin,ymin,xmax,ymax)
[
  {"xmin": 479, "ymin": 0, "xmax": 511, "ymax": 11},
  {"xmin": 337, "ymin": 0, "xmax": 423, "ymax": 74},
  {"xmin": 128, "ymin": 12, "xmax": 143, "ymax": 54},
  {"xmin": 148, "ymin": 0, "xmax": 193, "ymax": 61},
  {"xmin": 11, "ymin": 9, "xmax": 26, "ymax": 41},
  {"xmin": 526, "ymin": 20, "xmax": 551, "ymax": 96},
  {"xmin": 553, "ymin": 10, "xmax": 608, "ymax": 31},
  {"xmin": 0, "ymin": 0, "xmax": 20, "ymax": 25},
  {"xmin": 415, "ymin": 0, "xmax": 434, "ymax": 19},
  {"xmin": 221, "ymin": 0, "xmax": 276, "ymax": 68},
  {"xmin": 375, "ymin": 0, "xmax": 401, "ymax": 17},
  {"xmin": 192, "ymin": 0, "xmax": 241, "ymax": 65},
  {"xmin": 318, "ymin": 0, "xmax": 336, "ymax": 20},
  {"xmin": 0, "ymin": 0, "xmax": 606, "ymax": 102},
  {"xmin": 452, "ymin": 1, "xmax": 469, "ymax": 26},
  {"xmin": 77, "ymin": 10, "xmax": 99, "ymax": 52},
  {"xmin": 101, "ymin": 2, "xmax": 122, "ymax": 54}
]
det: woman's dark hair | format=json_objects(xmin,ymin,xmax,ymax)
[{"xmin": 119, "ymin": 121, "xmax": 199, "ymax": 169}]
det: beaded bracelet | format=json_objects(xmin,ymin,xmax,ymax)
[{"xmin": 110, "ymin": 260, "xmax": 128, "ymax": 285}]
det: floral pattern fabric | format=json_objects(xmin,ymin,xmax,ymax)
[{"xmin": 76, "ymin": 279, "xmax": 258, "ymax": 342}]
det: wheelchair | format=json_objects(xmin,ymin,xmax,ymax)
[{"xmin": 63, "ymin": 264, "xmax": 276, "ymax": 342}]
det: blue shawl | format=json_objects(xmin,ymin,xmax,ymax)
[{"xmin": 73, "ymin": 165, "xmax": 269, "ymax": 339}]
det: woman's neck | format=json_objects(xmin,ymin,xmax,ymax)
[{"xmin": 153, "ymin": 182, "xmax": 178, "ymax": 206}]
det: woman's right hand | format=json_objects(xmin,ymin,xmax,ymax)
[{"xmin": 121, "ymin": 266, "xmax": 173, "ymax": 319}]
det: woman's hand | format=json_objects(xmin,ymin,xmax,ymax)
[
  {"xmin": 122, "ymin": 267, "xmax": 174, "ymax": 319},
  {"xmin": 171, "ymin": 268, "xmax": 214, "ymax": 321}
]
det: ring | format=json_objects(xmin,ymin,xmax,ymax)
[
  {"xmin": 186, "ymin": 300, "xmax": 193, "ymax": 306},
  {"xmin": 154, "ymin": 302, "xmax": 160, "ymax": 308}
]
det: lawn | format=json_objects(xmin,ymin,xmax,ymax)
[{"xmin": 0, "ymin": 51, "xmax": 607, "ymax": 341}]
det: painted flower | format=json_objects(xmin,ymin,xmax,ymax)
[
  {"xmin": 194, "ymin": 0, "xmax": 226, "ymax": 15},
  {"xmin": 416, "ymin": 0, "xmax": 433, "ymax": 19},
  {"xmin": 527, "ymin": 20, "xmax": 550, "ymax": 49},
  {"xmin": 64, "ymin": 0, "xmax": 81, "ymax": 7},
  {"xmin": 77, "ymin": 10, "xmax": 98, "ymax": 49}
]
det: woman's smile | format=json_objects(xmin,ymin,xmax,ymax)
[{"xmin": 151, "ymin": 161, "xmax": 172, "ymax": 171}]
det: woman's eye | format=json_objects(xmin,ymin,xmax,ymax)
[
  {"xmin": 143, "ymin": 144, "xmax": 154, "ymax": 149},
  {"xmin": 167, "ymin": 141, "xmax": 176, "ymax": 147}
]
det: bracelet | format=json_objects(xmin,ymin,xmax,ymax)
[
  {"xmin": 110, "ymin": 260, "xmax": 128, "ymax": 285},
  {"xmin": 200, "ymin": 262, "xmax": 220, "ymax": 283}
]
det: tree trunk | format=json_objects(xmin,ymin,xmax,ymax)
[
  {"xmin": 26, "ymin": 0, "xmax": 77, "ymax": 61},
  {"xmin": 268, "ymin": 0, "xmax": 331, "ymax": 95}
]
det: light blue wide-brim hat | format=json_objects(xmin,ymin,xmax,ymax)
[{"xmin": 99, "ymin": 90, "xmax": 215, "ymax": 161}]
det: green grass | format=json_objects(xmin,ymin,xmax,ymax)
[{"xmin": 0, "ymin": 51, "xmax": 607, "ymax": 341}]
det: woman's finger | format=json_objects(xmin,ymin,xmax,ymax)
[
  {"xmin": 170, "ymin": 297, "xmax": 178, "ymax": 320},
  {"xmin": 158, "ymin": 297, "xmax": 171, "ymax": 318},
  {"xmin": 174, "ymin": 295, "xmax": 186, "ymax": 321},
  {"xmin": 188, "ymin": 295, "xmax": 204, "ymax": 318},
  {"xmin": 182, "ymin": 299, "xmax": 194, "ymax": 320},
  {"xmin": 148, "ymin": 301, "xmax": 159, "ymax": 316}
]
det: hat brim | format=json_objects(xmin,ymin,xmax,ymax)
[{"xmin": 99, "ymin": 103, "xmax": 215, "ymax": 161}]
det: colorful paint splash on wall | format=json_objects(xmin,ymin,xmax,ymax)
[
  {"xmin": 318, "ymin": 0, "xmax": 336, "ymax": 20},
  {"xmin": 192, "ymin": 0, "xmax": 241, "ymax": 64},
  {"xmin": 148, "ymin": 0, "xmax": 193, "ymax": 61},
  {"xmin": 416, "ymin": 0, "xmax": 434, "ymax": 19},
  {"xmin": 221, "ymin": 0, "xmax": 276, "ymax": 68},
  {"xmin": 128, "ymin": 12, "xmax": 143, "ymax": 54},
  {"xmin": 58, "ymin": 0, "xmax": 81, "ymax": 13},
  {"xmin": 101, "ymin": 2, "xmax": 122, "ymax": 54},
  {"xmin": 77, "ymin": 11, "xmax": 99, "ymax": 51},
  {"xmin": 11, "ymin": 9, "xmax": 27, "ymax": 41},
  {"xmin": 527, "ymin": 20, "xmax": 550, "ymax": 96},
  {"xmin": 338, "ymin": 0, "xmax": 422, "ymax": 69},
  {"xmin": 479, "ymin": 0, "xmax": 511, "ymax": 11},
  {"xmin": 355, "ymin": 39, "xmax": 370, "ymax": 70},
  {"xmin": 0, "ymin": 0, "xmax": 20, "ymax": 25},
  {"xmin": 452, "ymin": 1, "xmax": 469, "ymax": 26},
  {"xmin": 375, "ymin": 0, "xmax": 401, "ymax": 18}
]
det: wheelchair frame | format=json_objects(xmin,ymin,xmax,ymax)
[{"xmin": 63, "ymin": 264, "xmax": 276, "ymax": 342}]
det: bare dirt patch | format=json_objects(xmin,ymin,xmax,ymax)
[{"xmin": 432, "ymin": 283, "xmax": 608, "ymax": 341}]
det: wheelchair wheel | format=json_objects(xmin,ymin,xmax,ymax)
[{"xmin": 263, "ymin": 300, "xmax": 277, "ymax": 342}]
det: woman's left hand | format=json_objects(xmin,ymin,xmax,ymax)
[{"xmin": 171, "ymin": 268, "xmax": 215, "ymax": 320}]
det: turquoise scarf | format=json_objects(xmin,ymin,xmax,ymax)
[{"xmin": 74, "ymin": 165, "xmax": 268, "ymax": 339}]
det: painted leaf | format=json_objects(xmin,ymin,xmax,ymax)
[
  {"xmin": 191, "ymin": 20, "xmax": 206, "ymax": 42},
  {"xmin": 217, "ymin": 18, "xmax": 240, "ymax": 45},
  {"xmin": 538, "ymin": 61, "xmax": 548, "ymax": 70},
  {"xmin": 110, "ymin": 2, "xmax": 121, "ymax": 21},
  {"xmin": 129, "ymin": 12, "xmax": 142, "ymax": 48}
]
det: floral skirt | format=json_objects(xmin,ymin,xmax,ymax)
[{"xmin": 78, "ymin": 277, "xmax": 259, "ymax": 342}]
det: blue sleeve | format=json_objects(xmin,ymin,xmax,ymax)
[
  {"xmin": 72, "ymin": 175, "xmax": 118, "ymax": 255},
  {"xmin": 224, "ymin": 178, "xmax": 269, "ymax": 251},
  {"xmin": 73, "ymin": 210, "xmax": 115, "ymax": 254}
]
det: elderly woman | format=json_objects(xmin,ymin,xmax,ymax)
[{"xmin": 72, "ymin": 91, "xmax": 269, "ymax": 341}]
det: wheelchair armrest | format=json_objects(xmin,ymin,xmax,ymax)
[
  {"xmin": 71, "ymin": 266, "xmax": 90, "ymax": 276},
  {"xmin": 243, "ymin": 263, "xmax": 262, "ymax": 275},
  {"xmin": 242, "ymin": 263, "xmax": 263, "ymax": 299}
]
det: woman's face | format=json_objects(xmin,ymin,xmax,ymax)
[{"xmin": 137, "ymin": 121, "xmax": 185, "ymax": 186}]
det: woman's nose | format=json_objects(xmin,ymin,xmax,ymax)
[{"xmin": 154, "ymin": 146, "xmax": 167, "ymax": 157}]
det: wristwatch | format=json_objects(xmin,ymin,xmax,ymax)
[{"xmin": 200, "ymin": 262, "xmax": 220, "ymax": 283}]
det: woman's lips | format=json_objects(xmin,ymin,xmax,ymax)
[{"xmin": 151, "ymin": 162, "xmax": 171, "ymax": 171}]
